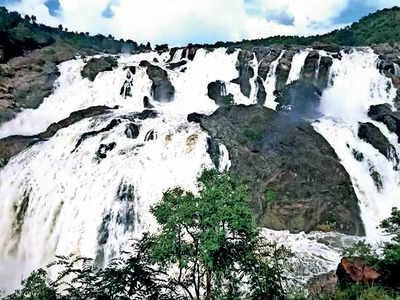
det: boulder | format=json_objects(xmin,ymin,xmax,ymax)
[
  {"xmin": 143, "ymin": 96, "xmax": 154, "ymax": 109},
  {"xmin": 145, "ymin": 64, "xmax": 175, "ymax": 102},
  {"xmin": 275, "ymin": 79, "xmax": 322, "ymax": 119},
  {"xmin": 307, "ymin": 271, "xmax": 338, "ymax": 299},
  {"xmin": 337, "ymin": 257, "xmax": 383, "ymax": 288},
  {"xmin": 275, "ymin": 49, "xmax": 296, "ymax": 92},
  {"xmin": 96, "ymin": 142, "xmax": 116, "ymax": 160},
  {"xmin": 71, "ymin": 118, "xmax": 121, "ymax": 153},
  {"xmin": 207, "ymin": 80, "xmax": 234, "ymax": 106},
  {"xmin": 358, "ymin": 122, "xmax": 399, "ymax": 165},
  {"xmin": 368, "ymin": 104, "xmax": 400, "ymax": 141},
  {"xmin": 231, "ymin": 50, "xmax": 254, "ymax": 98},
  {"xmin": 166, "ymin": 60, "xmax": 187, "ymax": 70},
  {"xmin": 256, "ymin": 77, "xmax": 266, "ymax": 105},
  {"xmin": 125, "ymin": 123, "xmax": 140, "ymax": 139},
  {"xmin": 81, "ymin": 56, "xmax": 118, "ymax": 81},
  {"xmin": 199, "ymin": 105, "xmax": 364, "ymax": 235},
  {"xmin": 0, "ymin": 105, "xmax": 115, "ymax": 164},
  {"xmin": 253, "ymin": 46, "xmax": 282, "ymax": 80}
]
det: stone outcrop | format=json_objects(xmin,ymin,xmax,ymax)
[
  {"xmin": 253, "ymin": 46, "xmax": 283, "ymax": 80},
  {"xmin": 207, "ymin": 80, "xmax": 233, "ymax": 106},
  {"xmin": 0, "ymin": 105, "xmax": 115, "ymax": 164},
  {"xmin": 337, "ymin": 257, "xmax": 383, "ymax": 289},
  {"xmin": 0, "ymin": 43, "xmax": 98, "ymax": 124},
  {"xmin": 275, "ymin": 79, "xmax": 322, "ymax": 118},
  {"xmin": 231, "ymin": 50, "xmax": 254, "ymax": 98},
  {"xmin": 196, "ymin": 105, "xmax": 364, "ymax": 235},
  {"xmin": 307, "ymin": 271, "xmax": 338, "ymax": 299},
  {"xmin": 358, "ymin": 122, "xmax": 399, "ymax": 166},
  {"xmin": 140, "ymin": 61, "xmax": 175, "ymax": 102},
  {"xmin": 81, "ymin": 56, "xmax": 118, "ymax": 81},
  {"xmin": 368, "ymin": 104, "xmax": 400, "ymax": 142}
]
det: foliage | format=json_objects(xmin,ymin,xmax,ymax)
[
  {"xmin": 143, "ymin": 169, "xmax": 291, "ymax": 299},
  {"xmin": 0, "ymin": 7, "xmax": 143, "ymax": 62},
  {"xmin": 206, "ymin": 7, "xmax": 400, "ymax": 50},
  {"xmin": 4, "ymin": 269, "xmax": 56, "ymax": 300},
  {"xmin": 5, "ymin": 170, "xmax": 292, "ymax": 299},
  {"xmin": 340, "ymin": 207, "xmax": 400, "ymax": 298}
]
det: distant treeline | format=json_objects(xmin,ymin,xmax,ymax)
[
  {"xmin": 0, "ymin": 6, "xmax": 152, "ymax": 62},
  {"xmin": 200, "ymin": 6, "xmax": 400, "ymax": 50},
  {"xmin": 0, "ymin": 5, "xmax": 400, "ymax": 63}
]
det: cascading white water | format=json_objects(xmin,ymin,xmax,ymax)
[
  {"xmin": 314, "ymin": 48, "xmax": 399, "ymax": 240},
  {"xmin": 263, "ymin": 50, "xmax": 285, "ymax": 110},
  {"xmin": 0, "ymin": 45, "xmax": 399, "ymax": 293},
  {"xmin": 286, "ymin": 49, "xmax": 311, "ymax": 85},
  {"xmin": 0, "ymin": 48, "xmax": 248, "ymax": 292}
]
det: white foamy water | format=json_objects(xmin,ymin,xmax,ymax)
[
  {"xmin": 264, "ymin": 50, "xmax": 285, "ymax": 110},
  {"xmin": 314, "ymin": 48, "xmax": 399, "ymax": 240},
  {"xmin": 286, "ymin": 49, "xmax": 311, "ymax": 84},
  {"xmin": 0, "ymin": 46, "xmax": 399, "ymax": 293}
]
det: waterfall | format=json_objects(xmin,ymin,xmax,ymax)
[
  {"xmin": 314, "ymin": 48, "xmax": 399, "ymax": 240},
  {"xmin": 286, "ymin": 49, "xmax": 311, "ymax": 84},
  {"xmin": 0, "ymin": 45, "xmax": 399, "ymax": 292},
  {"xmin": 263, "ymin": 50, "xmax": 285, "ymax": 110}
]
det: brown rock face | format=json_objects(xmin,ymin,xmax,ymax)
[
  {"xmin": 197, "ymin": 105, "xmax": 364, "ymax": 235},
  {"xmin": 341, "ymin": 257, "xmax": 383, "ymax": 283},
  {"xmin": 307, "ymin": 271, "xmax": 338, "ymax": 299},
  {"xmin": 0, "ymin": 43, "xmax": 99, "ymax": 124}
]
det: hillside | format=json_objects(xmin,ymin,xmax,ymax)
[{"xmin": 212, "ymin": 6, "xmax": 400, "ymax": 49}]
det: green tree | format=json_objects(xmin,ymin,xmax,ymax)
[
  {"xmin": 4, "ymin": 269, "xmax": 56, "ymax": 300},
  {"xmin": 142, "ymin": 169, "xmax": 291, "ymax": 299}
]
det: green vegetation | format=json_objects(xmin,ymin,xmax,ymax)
[
  {"xmin": 264, "ymin": 188, "xmax": 277, "ymax": 205},
  {"xmin": 0, "ymin": 7, "xmax": 149, "ymax": 63},
  {"xmin": 6, "ymin": 170, "xmax": 293, "ymax": 299},
  {"xmin": 208, "ymin": 7, "xmax": 400, "ymax": 50},
  {"xmin": 339, "ymin": 207, "xmax": 400, "ymax": 299}
]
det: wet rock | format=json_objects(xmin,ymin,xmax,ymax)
[
  {"xmin": 256, "ymin": 77, "xmax": 266, "ymax": 105},
  {"xmin": 198, "ymin": 105, "xmax": 364, "ymax": 235},
  {"xmin": 337, "ymin": 257, "xmax": 383, "ymax": 288},
  {"xmin": 275, "ymin": 79, "xmax": 322, "ymax": 118},
  {"xmin": 207, "ymin": 80, "xmax": 234, "ymax": 106},
  {"xmin": 207, "ymin": 137, "xmax": 220, "ymax": 170},
  {"xmin": 167, "ymin": 47, "xmax": 179, "ymax": 62},
  {"xmin": 275, "ymin": 50, "xmax": 296, "ymax": 92},
  {"xmin": 231, "ymin": 50, "xmax": 254, "ymax": 98},
  {"xmin": 394, "ymin": 89, "xmax": 400, "ymax": 110},
  {"xmin": 81, "ymin": 56, "xmax": 118, "ymax": 81},
  {"xmin": 253, "ymin": 47, "xmax": 282, "ymax": 80},
  {"xmin": 181, "ymin": 45, "xmax": 198, "ymax": 61},
  {"xmin": 125, "ymin": 123, "xmax": 140, "ymax": 139},
  {"xmin": 187, "ymin": 112, "xmax": 204, "ymax": 124},
  {"xmin": 302, "ymin": 51, "xmax": 320, "ymax": 80},
  {"xmin": 0, "ymin": 135, "xmax": 44, "ymax": 165},
  {"xmin": 311, "ymin": 42, "xmax": 341, "ymax": 53},
  {"xmin": 166, "ymin": 60, "xmax": 187, "ymax": 70},
  {"xmin": 123, "ymin": 65, "xmax": 136, "ymax": 74},
  {"xmin": 307, "ymin": 271, "xmax": 338, "ymax": 299},
  {"xmin": 145, "ymin": 64, "xmax": 175, "ymax": 102},
  {"xmin": 120, "ymin": 79, "xmax": 133, "ymax": 98},
  {"xmin": 368, "ymin": 104, "xmax": 400, "ymax": 141},
  {"xmin": 318, "ymin": 56, "xmax": 333, "ymax": 88},
  {"xmin": 120, "ymin": 109, "xmax": 158, "ymax": 122},
  {"xmin": 96, "ymin": 142, "xmax": 116, "ymax": 159},
  {"xmin": 71, "ymin": 118, "xmax": 121, "ymax": 152},
  {"xmin": 358, "ymin": 122, "xmax": 399, "ymax": 165},
  {"xmin": 143, "ymin": 96, "xmax": 154, "ymax": 109},
  {"xmin": 145, "ymin": 129, "xmax": 156, "ymax": 141}
]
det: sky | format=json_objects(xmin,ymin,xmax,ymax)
[{"xmin": 0, "ymin": 0, "xmax": 398, "ymax": 46}]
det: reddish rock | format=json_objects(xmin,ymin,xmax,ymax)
[{"xmin": 341, "ymin": 257, "xmax": 383, "ymax": 284}]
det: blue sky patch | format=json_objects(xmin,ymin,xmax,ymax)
[{"xmin": 44, "ymin": 0, "xmax": 60, "ymax": 17}]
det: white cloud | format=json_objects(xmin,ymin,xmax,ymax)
[{"xmin": 3, "ymin": 0, "xmax": 399, "ymax": 46}]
